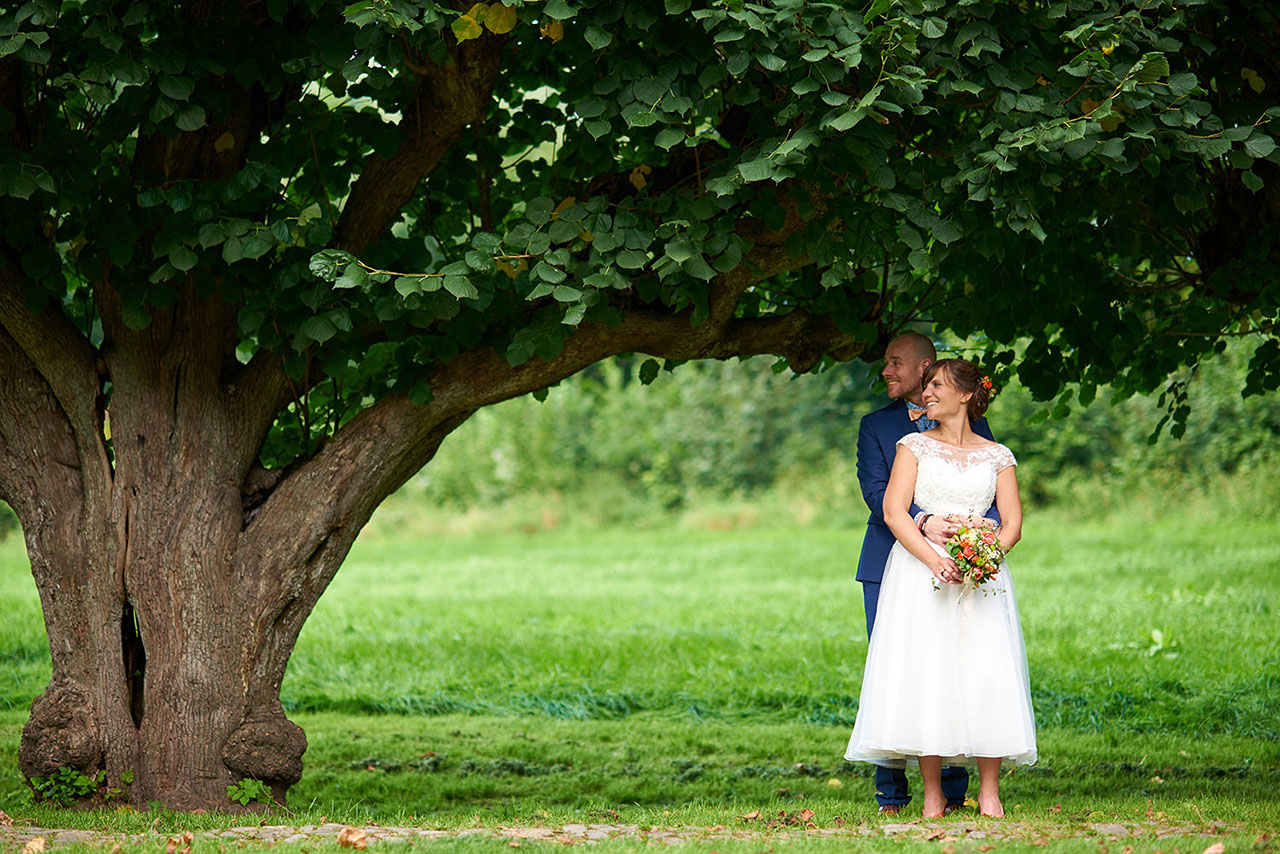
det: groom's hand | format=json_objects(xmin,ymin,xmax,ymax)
[{"xmin": 922, "ymin": 515, "xmax": 959, "ymax": 545}]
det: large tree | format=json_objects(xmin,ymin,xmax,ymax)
[{"xmin": 1, "ymin": 0, "xmax": 1276, "ymax": 809}]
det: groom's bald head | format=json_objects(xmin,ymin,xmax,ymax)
[{"xmin": 890, "ymin": 332, "xmax": 936, "ymax": 364}]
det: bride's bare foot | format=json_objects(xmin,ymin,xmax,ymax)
[
  {"xmin": 923, "ymin": 792, "xmax": 947, "ymax": 819},
  {"xmin": 977, "ymin": 791, "xmax": 1004, "ymax": 818}
]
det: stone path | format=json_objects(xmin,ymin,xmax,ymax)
[{"xmin": 0, "ymin": 819, "xmax": 1245, "ymax": 849}]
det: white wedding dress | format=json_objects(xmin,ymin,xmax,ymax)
[{"xmin": 845, "ymin": 432, "xmax": 1037, "ymax": 768}]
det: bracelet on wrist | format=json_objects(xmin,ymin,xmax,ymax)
[{"xmin": 918, "ymin": 513, "xmax": 932, "ymax": 533}]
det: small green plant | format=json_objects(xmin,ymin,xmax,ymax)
[
  {"xmin": 29, "ymin": 767, "xmax": 104, "ymax": 804},
  {"xmin": 227, "ymin": 776, "xmax": 273, "ymax": 807}
]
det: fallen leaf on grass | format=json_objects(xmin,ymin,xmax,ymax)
[
  {"xmin": 0, "ymin": 811, "xmax": 12, "ymax": 827},
  {"xmin": 508, "ymin": 843, "xmax": 520, "ymax": 848},
  {"xmin": 1202, "ymin": 844, "xmax": 1226, "ymax": 854},
  {"xmin": 166, "ymin": 831, "xmax": 193, "ymax": 854},
  {"xmin": 827, "ymin": 778, "xmax": 843, "ymax": 788},
  {"xmin": 941, "ymin": 847, "xmax": 955, "ymax": 853},
  {"xmin": 710, "ymin": 825, "xmax": 725, "ymax": 831},
  {"xmin": 739, "ymin": 810, "xmax": 761, "ymax": 821},
  {"xmin": 925, "ymin": 829, "xmax": 947, "ymax": 841},
  {"xmin": 22, "ymin": 838, "xmax": 46, "ymax": 854},
  {"xmin": 798, "ymin": 809, "xmax": 815, "ymax": 822},
  {"xmin": 980, "ymin": 847, "xmax": 995, "ymax": 851},
  {"xmin": 337, "ymin": 827, "xmax": 367, "ymax": 849},
  {"xmin": 1050, "ymin": 804, "xmax": 1062, "ymax": 814},
  {"xmin": 1123, "ymin": 847, "xmax": 1134, "ymax": 854}
]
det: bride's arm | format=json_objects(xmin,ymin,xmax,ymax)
[
  {"xmin": 883, "ymin": 446, "xmax": 962, "ymax": 584},
  {"xmin": 994, "ymin": 465, "xmax": 1023, "ymax": 551}
]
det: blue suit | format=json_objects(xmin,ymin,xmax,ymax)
[{"xmin": 854, "ymin": 398, "xmax": 995, "ymax": 808}]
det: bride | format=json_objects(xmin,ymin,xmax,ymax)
[{"xmin": 844, "ymin": 358, "xmax": 1036, "ymax": 818}]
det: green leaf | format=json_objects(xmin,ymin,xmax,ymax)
[
  {"xmin": 543, "ymin": 0, "xmax": 575, "ymax": 20},
  {"xmin": 737, "ymin": 159, "xmax": 774, "ymax": 182},
  {"xmin": 1167, "ymin": 72, "xmax": 1198, "ymax": 97},
  {"xmin": 302, "ymin": 315, "xmax": 338, "ymax": 343},
  {"xmin": 625, "ymin": 110, "xmax": 660, "ymax": 128},
  {"xmin": 665, "ymin": 0, "xmax": 691, "ymax": 12},
  {"xmin": 309, "ymin": 249, "xmax": 352, "ymax": 281},
  {"xmin": 682, "ymin": 255, "xmax": 715, "ymax": 280},
  {"xmin": 1131, "ymin": 53, "xmax": 1170, "ymax": 85},
  {"xmin": 655, "ymin": 127, "xmax": 684, "ymax": 150},
  {"xmin": 334, "ymin": 264, "xmax": 369, "ymax": 290},
  {"xmin": 174, "ymin": 105, "xmax": 207, "ymax": 131},
  {"xmin": 534, "ymin": 261, "xmax": 567, "ymax": 283},
  {"xmin": 222, "ymin": 237, "xmax": 244, "ymax": 265},
  {"xmin": 638, "ymin": 357, "xmax": 660, "ymax": 385},
  {"xmin": 1244, "ymin": 134, "xmax": 1276, "ymax": 159},
  {"xmin": 409, "ymin": 381, "xmax": 434, "ymax": 405},
  {"xmin": 198, "ymin": 223, "xmax": 225, "ymax": 248},
  {"xmin": 444, "ymin": 275, "xmax": 479, "ymax": 299},
  {"xmin": 921, "ymin": 17, "xmax": 947, "ymax": 38},
  {"xmin": 158, "ymin": 76, "xmax": 195, "ymax": 100},
  {"xmin": 869, "ymin": 165, "xmax": 896, "ymax": 189},
  {"xmin": 465, "ymin": 249, "xmax": 496, "ymax": 272},
  {"xmin": 1242, "ymin": 171, "xmax": 1264, "ymax": 193},
  {"xmin": 615, "ymin": 249, "xmax": 649, "ymax": 269},
  {"xmin": 665, "ymin": 241, "xmax": 695, "ymax": 263},
  {"xmin": 394, "ymin": 276, "xmax": 423, "ymax": 295},
  {"xmin": 584, "ymin": 26, "xmax": 612, "ymax": 49},
  {"xmin": 552, "ymin": 285, "xmax": 582, "ymax": 301},
  {"xmin": 122, "ymin": 305, "xmax": 152, "ymax": 330},
  {"xmin": 525, "ymin": 197, "xmax": 555, "ymax": 226},
  {"xmin": 169, "ymin": 245, "xmax": 198, "ymax": 272},
  {"xmin": 931, "ymin": 219, "xmax": 963, "ymax": 245},
  {"xmin": 826, "ymin": 108, "xmax": 866, "ymax": 132}
]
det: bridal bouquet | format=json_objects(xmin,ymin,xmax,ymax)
[{"xmin": 945, "ymin": 525, "xmax": 1005, "ymax": 590}]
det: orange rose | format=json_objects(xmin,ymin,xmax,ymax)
[{"xmin": 981, "ymin": 530, "xmax": 997, "ymax": 545}]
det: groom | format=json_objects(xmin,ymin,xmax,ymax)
[{"xmin": 854, "ymin": 332, "xmax": 996, "ymax": 814}]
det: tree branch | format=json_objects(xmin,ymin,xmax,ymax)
[
  {"xmin": 0, "ymin": 266, "xmax": 105, "ymax": 463},
  {"xmin": 332, "ymin": 35, "xmax": 507, "ymax": 255},
  {"xmin": 0, "ymin": 322, "xmax": 84, "ymax": 517}
]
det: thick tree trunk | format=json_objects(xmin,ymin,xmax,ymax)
[{"xmin": 5, "ymin": 295, "xmax": 325, "ymax": 810}]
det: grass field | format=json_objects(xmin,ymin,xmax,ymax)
[{"xmin": 1, "ymin": 500, "xmax": 1278, "ymax": 849}]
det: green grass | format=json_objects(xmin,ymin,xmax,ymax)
[{"xmin": 1, "ymin": 499, "xmax": 1278, "ymax": 845}]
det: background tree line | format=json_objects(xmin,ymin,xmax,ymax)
[{"xmin": 390, "ymin": 338, "xmax": 1280, "ymax": 523}]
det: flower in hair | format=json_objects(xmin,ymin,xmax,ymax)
[{"xmin": 981, "ymin": 375, "xmax": 998, "ymax": 396}]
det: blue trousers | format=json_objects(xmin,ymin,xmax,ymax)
[{"xmin": 861, "ymin": 580, "xmax": 970, "ymax": 808}]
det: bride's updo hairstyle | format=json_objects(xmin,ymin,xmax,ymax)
[{"xmin": 921, "ymin": 358, "xmax": 992, "ymax": 422}]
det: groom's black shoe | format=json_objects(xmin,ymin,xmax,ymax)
[{"xmin": 878, "ymin": 805, "xmax": 902, "ymax": 816}]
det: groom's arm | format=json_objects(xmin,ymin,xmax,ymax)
[
  {"xmin": 857, "ymin": 414, "xmax": 921, "ymax": 524},
  {"xmin": 974, "ymin": 416, "xmax": 1003, "ymax": 526}
]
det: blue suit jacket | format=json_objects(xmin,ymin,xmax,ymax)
[{"xmin": 855, "ymin": 399, "xmax": 996, "ymax": 583}]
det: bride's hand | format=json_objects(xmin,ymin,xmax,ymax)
[{"xmin": 929, "ymin": 554, "xmax": 962, "ymax": 585}]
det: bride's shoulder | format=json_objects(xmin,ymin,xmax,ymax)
[
  {"xmin": 895, "ymin": 432, "xmax": 928, "ymax": 453},
  {"xmin": 987, "ymin": 441, "xmax": 1018, "ymax": 469}
]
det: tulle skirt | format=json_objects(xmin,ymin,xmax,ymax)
[{"xmin": 845, "ymin": 541, "xmax": 1037, "ymax": 768}]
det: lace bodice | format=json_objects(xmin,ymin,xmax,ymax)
[{"xmin": 897, "ymin": 433, "xmax": 1017, "ymax": 517}]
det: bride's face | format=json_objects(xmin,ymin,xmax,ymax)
[{"xmin": 922, "ymin": 369, "xmax": 973, "ymax": 419}]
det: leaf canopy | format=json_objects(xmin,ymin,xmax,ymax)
[{"xmin": 2, "ymin": 0, "xmax": 1278, "ymax": 462}]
